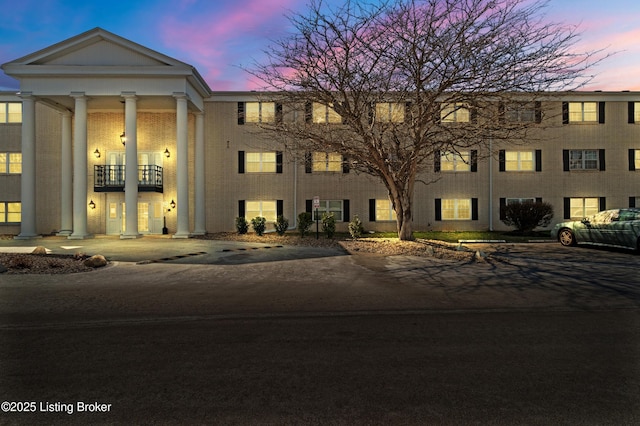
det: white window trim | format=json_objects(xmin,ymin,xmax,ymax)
[
  {"xmin": 568, "ymin": 101, "xmax": 598, "ymax": 123},
  {"xmin": 505, "ymin": 151, "xmax": 535, "ymax": 172},
  {"xmin": 313, "ymin": 200, "xmax": 344, "ymax": 221},
  {"xmin": 245, "ymin": 102, "xmax": 276, "ymax": 123},
  {"xmin": 441, "ymin": 199, "xmax": 472, "ymax": 220},
  {"xmin": 569, "ymin": 149, "xmax": 598, "ymax": 170},
  {"xmin": 441, "ymin": 151, "xmax": 471, "ymax": 172},
  {"xmin": 375, "ymin": 199, "xmax": 397, "ymax": 221},
  {"xmin": 0, "ymin": 201, "xmax": 21, "ymax": 223},
  {"xmin": 569, "ymin": 197, "xmax": 599, "ymax": 220},
  {"xmin": 246, "ymin": 152, "xmax": 277, "ymax": 173}
]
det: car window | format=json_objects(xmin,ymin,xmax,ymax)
[{"xmin": 591, "ymin": 210, "xmax": 618, "ymax": 223}]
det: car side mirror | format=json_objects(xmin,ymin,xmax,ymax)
[{"xmin": 581, "ymin": 218, "xmax": 590, "ymax": 225}]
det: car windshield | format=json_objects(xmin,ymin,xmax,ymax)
[{"xmin": 588, "ymin": 210, "xmax": 619, "ymax": 224}]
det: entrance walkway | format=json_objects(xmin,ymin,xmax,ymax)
[{"xmin": 0, "ymin": 235, "xmax": 348, "ymax": 265}]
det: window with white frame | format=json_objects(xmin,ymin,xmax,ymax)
[
  {"xmin": 505, "ymin": 151, "xmax": 534, "ymax": 171},
  {"xmin": 569, "ymin": 150, "xmax": 598, "ymax": 170},
  {"xmin": 570, "ymin": 198, "xmax": 599, "ymax": 220},
  {"xmin": 441, "ymin": 103, "xmax": 470, "ymax": 123},
  {"xmin": 569, "ymin": 102, "xmax": 597, "ymax": 122},
  {"xmin": 0, "ymin": 202, "xmax": 21, "ymax": 223},
  {"xmin": 506, "ymin": 102, "xmax": 537, "ymax": 123},
  {"xmin": 312, "ymin": 152, "xmax": 342, "ymax": 172},
  {"xmin": 506, "ymin": 198, "xmax": 536, "ymax": 205},
  {"xmin": 633, "ymin": 149, "xmax": 640, "ymax": 170},
  {"xmin": 375, "ymin": 102, "xmax": 405, "ymax": 123},
  {"xmin": 375, "ymin": 199, "xmax": 397, "ymax": 221},
  {"xmin": 0, "ymin": 153, "xmax": 22, "ymax": 174},
  {"xmin": 635, "ymin": 102, "xmax": 640, "ymax": 123},
  {"xmin": 0, "ymin": 103, "xmax": 22, "ymax": 123},
  {"xmin": 440, "ymin": 151, "xmax": 471, "ymax": 172},
  {"xmin": 313, "ymin": 200, "xmax": 344, "ymax": 221},
  {"xmin": 441, "ymin": 199, "xmax": 471, "ymax": 220},
  {"xmin": 245, "ymin": 102, "xmax": 275, "ymax": 123},
  {"xmin": 246, "ymin": 152, "xmax": 277, "ymax": 173},
  {"xmin": 312, "ymin": 102, "xmax": 341, "ymax": 124},
  {"xmin": 245, "ymin": 201, "xmax": 277, "ymax": 223}
]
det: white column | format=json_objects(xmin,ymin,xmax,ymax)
[
  {"xmin": 69, "ymin": 92, "xmax": 92, "ymax": 239},
  {"xmin": 121, "ymin": 92, "xmax": 141, "ymax": 239},
  {"xmin": 192, "ymin": 111, "xmax": 206, "ymax": 235},
  {"xmin": 15, "ymin": 92, "xmax": 40, "ymax": 239},
  {"xmin": 57, "ymin": 111, "xmax": 73, "ymax": 236},
  {"xmin": 173, "ymin": 93, "xmax": 190, "ymax": 238}
]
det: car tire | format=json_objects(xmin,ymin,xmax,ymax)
[{"xmin": 559, "ymin": 228, "xmax": 576, "ymax": 246}]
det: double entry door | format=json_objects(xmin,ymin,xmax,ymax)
[{"xmin": 106, "ymin": 194, "xmax": 164, "ymax": 235}]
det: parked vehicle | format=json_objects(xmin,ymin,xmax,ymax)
[{"xmin": 551, "ymin": 209, "xmax": 640, "ymax": 251}]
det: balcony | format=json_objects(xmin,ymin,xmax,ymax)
[{"xmin": 94, "ymin": 165, "xmax": 163, "ymax": 193}]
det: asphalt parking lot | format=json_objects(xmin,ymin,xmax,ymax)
[{"xmin": 1, "ymin": 238, "xmax": 639, "ymax": 425}]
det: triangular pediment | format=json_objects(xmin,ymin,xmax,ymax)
[{"xmin": 7, "ymin": 27, "xmax": 187, "ymax": 68}]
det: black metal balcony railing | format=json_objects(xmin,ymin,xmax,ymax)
[{"xmin": 94, "ymin": 165, "xmax": 163, "ymax": 193}]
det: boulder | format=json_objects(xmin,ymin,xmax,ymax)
[
  {"xmin": 31, "ymin": 246, "xmax": 47, "ymax": 255},
  {"xmin": 83, "ymin": 254, "xmax": 108, "ymax": 268}
]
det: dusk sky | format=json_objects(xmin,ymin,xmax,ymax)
[{"xmin": 1, "ymin": 0, "xmax": 639, "ymax": 92}]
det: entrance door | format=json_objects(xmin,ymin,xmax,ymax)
[{"xmin": 106, "ymin": 194, "xmax": 163, "ymax": 235}]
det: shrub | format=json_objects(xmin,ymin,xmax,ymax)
[
  {"xmin": 235, "ymin": 216, "xmax": 249, "ymax": 234},
  {"xmin": 321, "ymin": 213, "xmax": 336, "ymax": 238},
  {"xmin": 348, "ymin": 215, "xmax": 364, "ymax": 239},
  {"xmin": 274, "ymin": 215, "xmax": 289, "ymax": 236},
  {"xmin": 251, "ymin": 216, "xmax": 267, "ymax": 236},
  {"xmin": 297, "ymin": 212, "xmax": 313, "ymax": 237},
  {"xmin": 501, "ymin": 200, "xmax": 554, "ymax": 233}
]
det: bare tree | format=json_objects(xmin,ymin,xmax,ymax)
[{"xmin": 249, "ymin": 0, "xmax": 605, "ymax": 240}]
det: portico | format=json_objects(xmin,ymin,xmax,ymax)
[{"xmin": 1, "ymin": 28, "xmax": 211, "ymax": 239}]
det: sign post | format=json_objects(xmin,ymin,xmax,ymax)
[{"xmin": 313, "ymin": 196, "xmax": 320, "ymax": 240}]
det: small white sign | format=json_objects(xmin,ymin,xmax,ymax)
[{"xmin": 313, "ymin": 196, "xmax": 320, "ymax": 209}]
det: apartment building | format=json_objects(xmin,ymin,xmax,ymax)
[{"xmin": 1, "ymin": 28, "xmax": 639, "ymax": 238}]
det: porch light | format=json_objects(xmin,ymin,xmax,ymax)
[
  {"xmin": 93, "ymin": 148, "xmax": 101, "ymax": 158},
  {"xmin": 88, "ymin": 199, "xmax": 96, "ymax": 209},
  {"xmin": 164, "ymin": 147, "xmax": 170, "ymax": 158},
  {"xmin": 170, "ymin": 199, "xmax": 176, "ymax": 209},
  {"xmin": 120, "ymin": 131, "xmax": 126, "ymax": 146}
]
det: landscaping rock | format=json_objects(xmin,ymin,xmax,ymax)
[
  {"xmin": 0, "ymin": 264, "xmax": 7, "ymax": 273},
  {"xmin": 31, "ymin": 246, "xmax": 47, "ymax": 255},
  {"xmin": 83, "ymin": 254, "xmax": 108, "ymax": 268}
]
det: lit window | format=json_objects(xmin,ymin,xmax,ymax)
[
  {"xmin": 569, "ymin": 150, "xmax": 598, "ymax": 170},
  {"xmin": 245, "ymin": 102, "xmax": 275, "ymax": 123},
  {"xmin": 635, "ymin": 150, "xmax": 640, "ymax": 170},
  {"xmin": 441, "ymin": 103, "xmax": 469, "ymax": 123},
  {"xmin": 0, "ymin": 202, "xmax": 21, "ymax": 223},
  {"xmin": 375, "ymin": 102, "xmax": 405, "ymax": 123},
  {"xmin": 570, "ymin": 198, "xmax": 599, "ymax": 220},
  {"xmin": 375, "ymin": 199, "xmax": 397, "ymax": 221},
  {"xmin": 312, "ymin": 152, "xmax": 342, "ymax": 172},
  {"xmin": 440, "ymin": 151, "xmax": 470, "ymax": 172},
  {"xmin": 635, "ymin": 102, "xmax": 640, "ymax": 123},
  {"xmin": 505, "ymin": 151, "xmax": 534, "ymax": 171},
  {"xmin": 0, "ymin": 102, "xmax": 22, "ymax": 123},
  {"xmin": 246, "ymin": 152, "xmax": 277, "ymax": 173},
  {"xmin": 313, "ymin": 200, "xmax": 343, "ymax": 221},
  {"xmin": 441, "ymin": 199, "xmax": 471, "ymax": 220},
  {"xmin": 569, "ymin": 102, "xmax": 597, "ymax": 122},
  {"xmin": 245, "ymin": 201, "xmax": 277, "ymax": 223},
  {"xmin": 312, "ymin": 102, "xmax": 341, "ymax": 124},
  {"xmin": 0, "ymin": 153, "xmax": 22, "ymax": 174}
]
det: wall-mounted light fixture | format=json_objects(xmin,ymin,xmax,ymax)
[
  {"xmin": 120, "ymin": 131, "xmax": 126, "ymax": 146},
  {"xmin": 93, "ymin": 148, "xmax": 101, "ymax": 158},
  {"xmin": 170, "ymin": 199, "xmax": 176, "ymax": 209},
  {"xmin": 164, "ymin": 147, "xmax": 170, "ymax": 158},
  {"xmin": 88, "ymin": 199, "xmax": 96, "ymax": 209}
]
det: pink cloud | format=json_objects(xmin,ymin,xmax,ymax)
[{"xmin": 156, "ymin": 0, "xmax": 298, "ymax": 90}]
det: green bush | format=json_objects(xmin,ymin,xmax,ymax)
[
  {"xmin": 500, "ymin": 200, "xmax": 554, "ymax": 233},
  {"xmin": 297, "ymin": 212, "xmax": 313, "ymax": 237},
  {"xmin": 321, "ymin": 212, "xmax": 336, "ymax": 238},
  {"xmin": 274, "ymin": 215, "xmax": 289, "ymax": 236},
  {"xmin": 251, "ymin": 216, "xmax": 267, "ymax": 236},
  {"xmin": 348, "ymin": 215, "xmax": 364, "ymax": 239},
  {"xmin": 235, "ymin": 216, "xmax": 249, "ymax": 234}
]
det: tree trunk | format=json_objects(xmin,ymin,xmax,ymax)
[{"xmin": 392, "ymin": 190, "xmax": 414, "ymax": 241}]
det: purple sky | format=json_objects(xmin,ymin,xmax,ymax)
[{"xmin": 1, "ymin": 0, "xmax": 638, "ymax": 91}]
